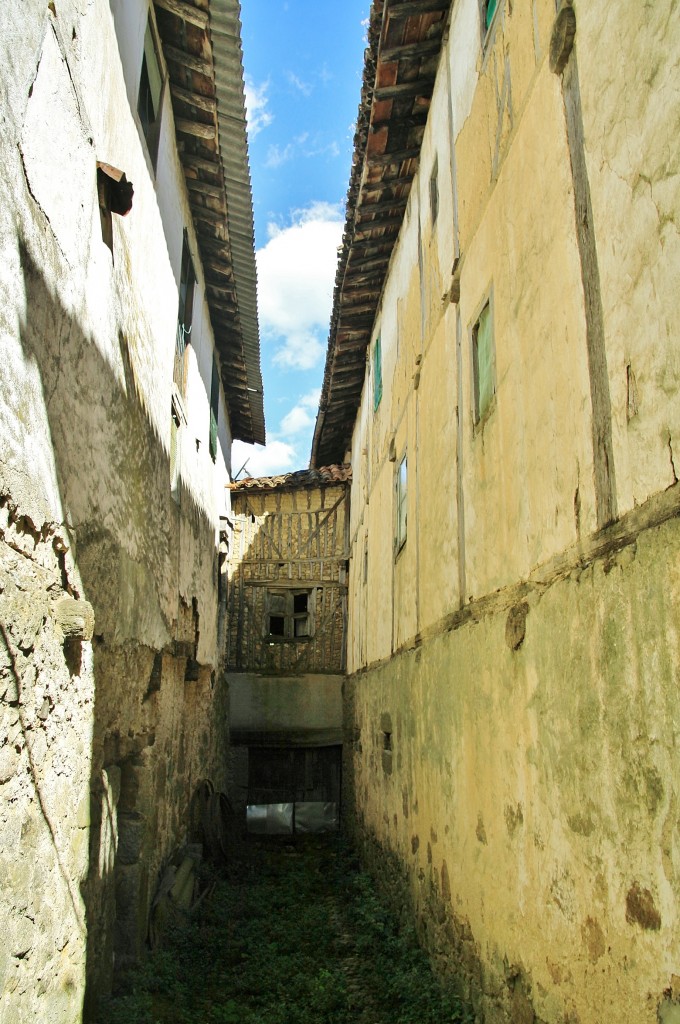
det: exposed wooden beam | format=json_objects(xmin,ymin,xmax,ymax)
[
  {"xmin": 354, "ymin": 195, "xmax": 408, "ymax": 215},
  {"xmin": 190, "ymin": 205, "xmax": 226, "ymax": 227},
  {"xmin": 185, "ymin": 175, "xmax": 223, "ymax": 199},
  {"xmin": 355, "ymin": 215, "xmax": 405, "ymax": 234},
  {"xmin": 380, "ymin": 38, "xmax": 443, "ymax": 63},
  {"xmin": 367, "ymin": 147, "xmax": 422, "ymax": 166},
  {"xmin": 171, "ymin": 83, "xmax": 217, "ymax": 114},
  {"xmin": 182, "ymin": 154, "xmax": 223, "ymax": 176},
  {"xmin": 373, "ymin": 80, "xmax": 435, "ymax": 100},
  {"xmin": 386, "ymin": 0, "xmax": 450, "ymax": 16},
  {"xmin": 155, "ymin": 0, "xmax": 209, "ymax": 30},
  {"xmin": 176, "ymin": 118, "xmax": 215, "ymax": 140},
  {"xmin": 361, "ymin": 174, "xmax": 414, "ymax": 193},
  {"xmin": 162, "ymin": 43, "xmax": 212, "ymax": 76}
]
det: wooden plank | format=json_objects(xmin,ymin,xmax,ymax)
[
  {"xmin": 380, "ymin": 39, "xmax": 443, "ymax": 63},
  {"xmin": 355, "ymin": 195, "xmax": 408, "ymax": 215},
  {"xmin": 361, "ymin": 173, "xmax": 414, "ymax": 193},
  {"xmin": 155, "ymin": 0, "xmax": 209, "ymax": 30},
  {"xmin": 386, "ymin": 0, "xmax": 449, "ymax": 16},
  {"xmin": 176, "ymin": 117, "xmax": 215, "ymax": 139},
  {"xmin": 182, "ymin": 153, "xmax": 223, "ymax": 176},
  {"xmin": 367, "ymin": 146, "xmax": 422, "ymax": 166},
  {"xmin": 374, "ymin": 80, "xmax": 435, "ymax": 100},
  {"xmin": 185, "ymin": 176, "xmax": 224, "ymax": 199},
  {"xmin": 162, "ymin": 43, "xmax": 213, "ymax": 76},
  {"xmin": 171, "ymin": 83, "xmax": 217, "ymax": 114}
]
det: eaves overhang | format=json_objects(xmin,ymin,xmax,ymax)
[
  {"xmin": 154, "ymin": 0, "xmax": 265, "ymax": 445},
  {"xmin": 310, "ymin": 0, "xmax": 450, "ymax": 468}
]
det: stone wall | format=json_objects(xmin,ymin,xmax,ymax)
[{"xmin": 0, "ymin": 1, "xmax": 237, "ymax": 1018}]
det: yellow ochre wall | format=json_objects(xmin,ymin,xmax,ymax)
[{"xmin": 345, "ymin": 1, "xmax": 680, "ymax": 1021}]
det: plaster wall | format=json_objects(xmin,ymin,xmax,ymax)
[
  {"xmin": 344, "ymin": 0, "xmax": 680, "ymax": 1021},
  {"xmin": 0, "ymin": 1, "xmax": 238, "ymax": 1017}
]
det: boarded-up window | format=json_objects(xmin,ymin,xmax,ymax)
[
  {"xmin": 137, "ymin": 17, "xmax": 164, "ymax": 169},
  {"xmin": 209, "ymin": 355, "xmax": 219, "ymax": 461},
  {"xmin": 395, "ymin": 454, "xmax": 407, "ymax": 552},
  {"xmin": 373, "ymin": 335, "xmax": 383, "ymax": 411},
  {"xmin": 265, "ymin": 589, "xmax": 313, "ymax": 640},
  {"xmin": 472, "ymin": 301, "xmax": 495, "ymax": 424}
]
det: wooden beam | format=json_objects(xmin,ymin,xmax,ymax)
[
  {"xmin": 154, "ymin": 0, "xmax": 209, "ymax": 30},
  {"xmin": 185, "ymin": 175, "xmax": 223, "ymax": 199},
  {"xmin": 162, "ymin": 43, "xmax": 213, "ymax": 76},
  {"xmin": 176, "ymin": 117, "xmax": 215, "ymax": 139},
  {"xmin": 380, "ymin": 38, "xmax": 443, "ymax": 63},
  {"xmin": 361, "ymin": 174, "xmax": 414, "ymax": 193},
  {"xmin": 355, "ymin": 215, "xmax": 405, "ymax": 234},
  {"xmin": 190, "ymin": 204, "xmax": 226, "ymax": 227},
  {"xmin": 386, "ymin": 0, "xmax": 450, "ymax": 16},
  {"xmin": 182, "ymin": 153, "xmax": 223, "ymax": 176},
  {"xmin": 367, "ymin": 147, "xmax": 422, "ymax": 166},
  {"xmin": 171, "ymin": 83, "xmax": 217, "ymax": 114},
  {"xmin": 373, "ymin": 80, "xmax": 435, "ymax": 100},
  {"xmin": 354, "ymin": 195, "xmax": 408, "ymax": 215}
]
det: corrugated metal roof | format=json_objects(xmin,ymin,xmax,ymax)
[
  {"xmin": 210, "ymin": 0, "xmax": 265, "ymax": 444},
  {"xmin": 229, "ymin": 464, "xmax": 352, "ymax": 493}
]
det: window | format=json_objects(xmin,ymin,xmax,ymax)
[
  {"xmin": 209, "ymin": 354, "xmax": 219, "ymax": 461},
  {"xmin": 137, "ymin": 16, "xmax": 164, "ymax": 168},
  {"xmin": 482, "ymin": 0, "xmax": 499, "ymax": 33},
  {"xmin": 429, "ymin": 157, "xmax": 439, "ymax": 225},
  {"xmin": 175, "ymin": 231, "xmax": 195, "ymax": 394},
  {"xmin": 472, "ymin": 299, "xmax": 495, "ymax": 424},
  {"xmin": 96, "ymin": 163, "xmax": 133, "ymax": 255},
  {"xmin": 395, "ymin": 454, "xmax": 407, "ymax": 553},
  {"xmin": 265, "ymin": 590, "xmax": 314, "ymax": 640},
  {"xmin": 373, "ymin": 334, "xmax": 382, "ymax": 412}
]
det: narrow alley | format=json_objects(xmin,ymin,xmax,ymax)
[{"xmin": 99, "ymin": 836, "xmax": 471, "ymax": 1024}]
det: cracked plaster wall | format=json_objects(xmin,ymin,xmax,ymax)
[
  {"xmin": 345, "ymin": 0, "xmax": 680, "ymax": 1021},
  {"xmin": 0, "ymin": 1, "xmax": 233, "ymax": 1018}
]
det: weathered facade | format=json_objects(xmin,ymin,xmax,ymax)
[
  {"xmin": 226, "ymin": 468, "xmax": 350, "ymax": 828},
  {"xmin": 313, "ymin": 1, "xmax": 680, "ymax": 1022},
  {"xmin": 0, "ymin": 0, "xmax": 261, "ymax": 1019}
]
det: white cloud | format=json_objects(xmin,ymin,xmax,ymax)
[
  {"xmin": 287, "ymin": 71, "xmax": 312, "ymax": 97},
  {"xmin": 256, "ymin": 203, "xmax": 344, "ymax": 371},
  {"xmin": 265, "ymin": 142, "xmax": 294, "ymax": 169},
  {"xmin": 244, "ymin": 76, "xmax": 273, "ymax": 138},
  {"xmin": 280, "ymin": 390, "xmax": 321, "ymax": 434},
  {"xmin": 231, "ymin": 439, "xmax": 298, "ymax": 479}
]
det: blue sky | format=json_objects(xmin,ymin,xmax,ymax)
[{"xmin": 232, "ymin": 0, "xmax": 368, "ymax": 478}]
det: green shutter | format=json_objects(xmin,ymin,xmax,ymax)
[
  {"xmin": 373, "ymin": 336, "xmax": 383, "ymax": 412},
  {"xmin": 209, "ymin": 357, "xmax": 219, "ymax": 461},
  {"xmin": 486, "ymin": 0, "xmax": 498, "ymax": 29}
]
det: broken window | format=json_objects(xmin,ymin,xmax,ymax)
[
  {"xmin": 175, "ymin": 231, "xmax": 195, "ymax": 395},
  {"xmin": 265, "ymin": 590, "xmax": 314, "ymax": 640},
  {"xmin": 137, "ymin": 16, "xmax": 164, "ymax": 169},
  {"xmin": 209, "ymin": 355, "xmax": 219, "ymax": 461},
  {"xmin": 395, "ymin": 454, "xmax": 407, "ymax": 553},
  {"xmin": 472, "ymin": 299, "xmax": 495, "ymax": 425},
  {"xmin": 373, "ymin": 334, "xmax": 383, "ymax": 412}
]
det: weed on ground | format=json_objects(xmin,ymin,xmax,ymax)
[{"xmin": 99, "ymin": 836, "xmax": 472, "ymax": 1024}]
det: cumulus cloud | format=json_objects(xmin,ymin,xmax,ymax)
[
  {"xmin": 256, "ymin": 203, "xmax": 343, "ymax": 371},
  {"xmin": 280, "ymin": 390, "xmax": 322, "ymax": 434},
  {"xmin": 231, "ymin": 439, "xmax": 298, "ymax": 480},
  {"xmin": 244, "ymin": 76, "xmax": 273, "ymax": 138}
]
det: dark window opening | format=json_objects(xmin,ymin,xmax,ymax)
[
  {"xmin": 137, "ymin": 18, "xmax": 164, "ymax": 169},
  {"xmin": 373, "ymin": 334, "xmax": 383, "ymax": 412},
  {"xmin": 209, "ymin": 355, "xmax": 219, "ymax": 461},
  {"xmin": 265, "ymin": 589, "xmax": 314, "ymax": 640},
  {"xmin": 472, "ymin": 299, "xmax": 495, "ymax": 425},
  {"xmin": 175, "ymin": 231, "xmax": 195, "ymax": 395},
  {"xmin": 96, "ymin": 163, "xmax": 133, "ymax": 255},
  {"xmin": 429, "ymin": 157, "xmax": 439, "ymax": 225},
  {"xmin": 383, "ymin": 731, "xmax": 392, "ymax": 752}
]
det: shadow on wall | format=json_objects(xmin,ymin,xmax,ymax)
[{"xmin": 9, "ymin": 234, "xmax": 227, "ymax": 1017}]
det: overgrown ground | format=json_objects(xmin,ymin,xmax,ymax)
[{"xmin": 100, "ymin": 835, "xmax": 472, "ymax": 1024}]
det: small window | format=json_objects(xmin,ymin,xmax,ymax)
[
  {"xmin": 137, "ymin": 16, "xmax": 164, "ymax": 169},
  {"xmin": 472, "ymin": 300, "xmax": 495, "ymax": 424},
  {"xmin": 429, "ymin": 157, "xmax": 439, "ymax": 225},
  {"xmin": 265, "ymin": 590, "xmax": 313, "ymax": 640},
  {"xmin": 209, "ymin": 355, "xmax": 219, "ymax": 461},
  {"xmin": 482, "ymin": 0, "xmax": 499, "ymax": 33},
  {"xmin": 175, "ymin": 231, "xmax": 195, "ymax": 394},
  {"xmin": 395, "ymin": 454, "xmax": 407, "ymax": 553},
  {"xmin": 373, "ymin": 335, "xmax": 383, "ymax": 412},
  {"xmin": 96, "ymin": 163, "xmax": 133, "ymax": 256}
]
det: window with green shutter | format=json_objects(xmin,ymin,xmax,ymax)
[
  {"xmin": 209, "ymin": 355, "xmax": 219, "ymax": 461},
  {"xmin": 485, "ymin": 0, "xmax": 498, "ymax": 30},
  {"xmin": 373, "ymin": 335, "xmax": 383, "ymax": 412},
  {"xmin": 472, "ymin": 300, "xmax": 495, "ymax": 425}
]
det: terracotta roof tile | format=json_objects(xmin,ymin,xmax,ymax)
[{"xmin": 229, "ymin": 463, "xmax": 352, "ymax": 493}]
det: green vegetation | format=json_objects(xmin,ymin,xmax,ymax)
[{"xmin": 100, "ymin": 837, "xmax": 471, "ymax": 1024}]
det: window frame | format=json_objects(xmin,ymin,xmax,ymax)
[
  {"xmin": 264, "ymin": 589, "xmax": 315, "ymax": 642},
  {"xmin": 137, "ymin": 13, "xmax": 166, "ymax": 171},
  {"xmin": 470, "ymin": 291, "xmax": 496, "ymax": 428},
  {"xmin": 373, "ymin": 334, "xmax": 383, "ymax": 412},
  {"xmin": 175, "ymin": 231, "xmax": 196, "ymax": 396},
  {"xmin": 395, "ymin": 453, "xmax": 407, "ymax": 555},
  {"xmin": 429, "ymin": 156, "xmax": 439, "ymax": 226},
  {"xmin": 479, "ymin": 0, "xmax": 501, "ymax": 48},
  {"xmin": 209, "ymin": 354, "xmax": 220, "ymax": 462}
]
